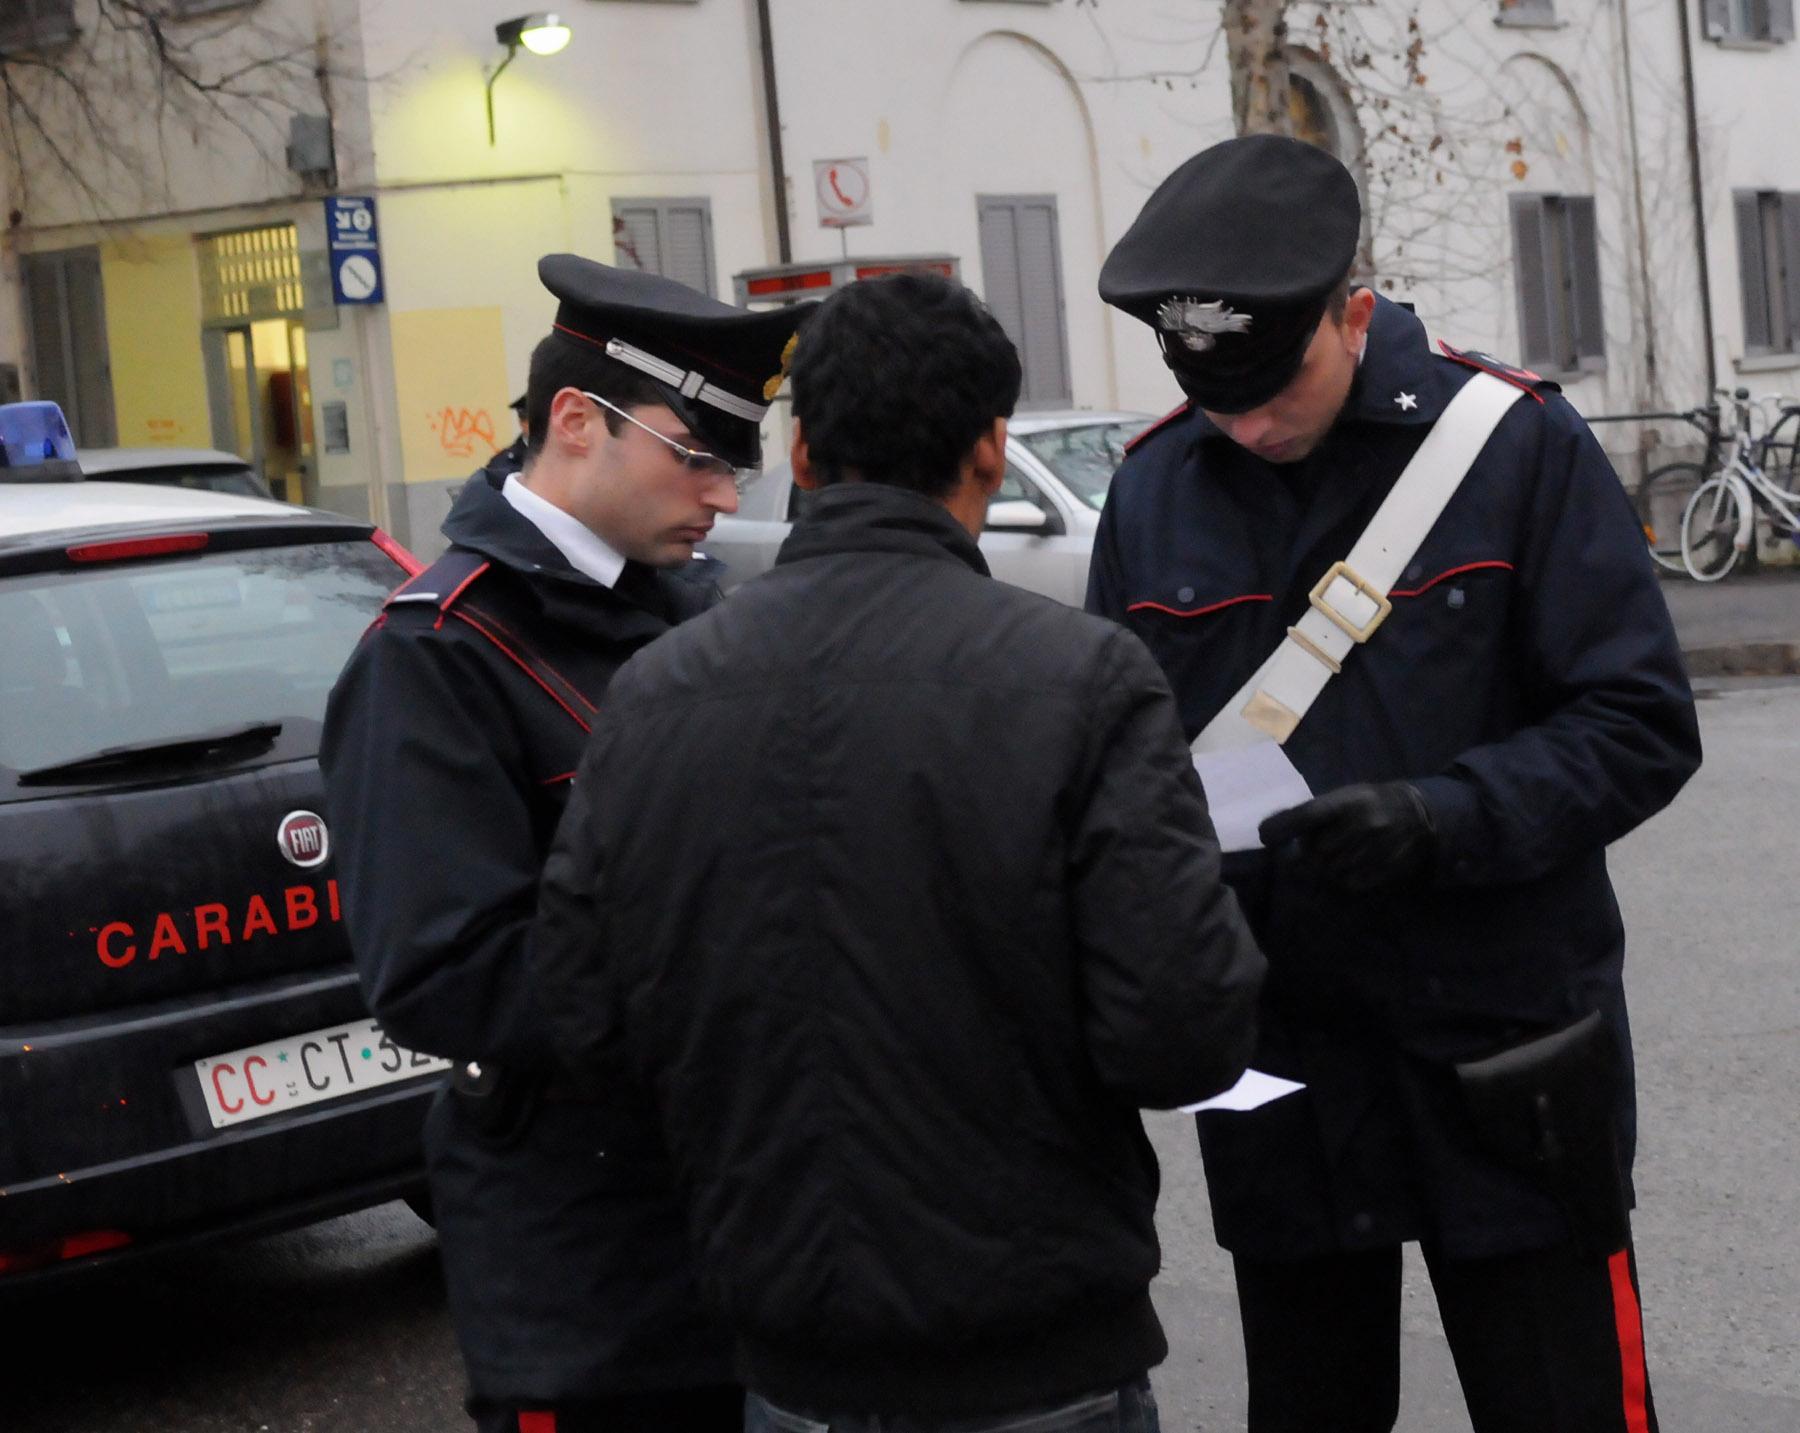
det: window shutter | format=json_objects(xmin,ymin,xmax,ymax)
[
  {"xmin": 64, "ymin": 250, "xmax": 116, "ymax": 446},
  {"xmin": 660, "ymin": 203, "xmax": 715, "ymax": 297},
  {"xmin": 1014, "ymin": 200, "xmax": 1072, "ymax": 407},
  {"xmin": 1701, "ymin": 0, "xmax": 1732, "ymax": 37},
  {"xmin": 1779, "ymin": 194, "xmax": 1800, "ymax": 349},
  {"xmin": 612, "ymin": 206, "xmax": 662, "ymax": 276},
  {"xmin": 1565, "ymin": 196, "xmax": 1606, "ymax": 366},
  {"xmin": 1770, "ymin": 0, "xmax": 1795, "ymax": 41},
  {"xmin": 1736, "ymin": 191, "xmax": 1773, "ymax": 352},
  {"xmin": 22, "ymin": 257, "xmax": 73, "ymax": 425},
  {"xmin": 978, "ymin": 200, "xmax": 1026, "ymax": 362},
  {"xmin": 1509, "ymin": 195, "xmax": 1555, "ymax": 369}
]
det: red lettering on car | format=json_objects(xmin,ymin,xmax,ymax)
[
  {"xmin": 241, "ymin": 894, "xmax": 278, "ymax": 941},
  {"xmin": 285, "ymin": 886, "xmax": 319, "ymax": 931},
  {"xmin": 210, "ymin": 1062, "xmax": 244, "ymax": 1115},
  {"xmin": 96, "ymin": 922, "xmax": 137, "ymax": 969},
  {"xmin": 193, "ymin": 903, "xmax": 232, "ymax": 950},
  {"xmin": 147, "ymin": 912, "xmax": 189, "ymax": 961},
  {"xmin": 327, "ymin": 879, "xmax": 341, "ymax": 923},
  {"xmin": 242, "ymin": 1055, "xmax": 276, "ymax": 1106}
]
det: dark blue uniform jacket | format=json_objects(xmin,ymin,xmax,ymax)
[
  {"xmin": 321, "ymin": 471, "xmax": 731, "ymax": 1402},
  {"xmin": 1086, "ymin": 296, "xmax": 1702, "ymax": 1259}
]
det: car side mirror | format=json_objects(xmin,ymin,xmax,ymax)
[{"xmin": 984, "ymin": 499, "xmax": 1059, "ymax": 535}]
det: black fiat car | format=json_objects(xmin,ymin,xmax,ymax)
[{"xmin": 0, "ymin": 402, "xmax": 443, "ymax": 1283}]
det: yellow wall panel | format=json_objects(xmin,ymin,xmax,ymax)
[
  {"xmin": 389, "ymin": 306, "xmax": 510, "ymax": 485},
  {"xmin": 100, "ymin": 237, "xmax": 211, "ymax": 448}
]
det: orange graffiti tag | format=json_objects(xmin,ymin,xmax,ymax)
[{"xmin": 428, "ymin": 406, "xmax": 497, "ymax": 458}]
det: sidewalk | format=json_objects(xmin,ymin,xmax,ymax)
[{"xmin": 1660, "ymin": 566, "xmax": 1800, "ymax": 676}]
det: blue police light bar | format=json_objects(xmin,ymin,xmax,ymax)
[{"xmin": 0, "ymin": 401, "xmax": 82, "ymax": 483}]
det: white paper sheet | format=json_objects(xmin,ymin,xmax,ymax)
[
  {"xmin": 1179, "ymin": 1068, "xmax": 1306, "ymax": 1115},
  {"xmin": 1192, "ymin": 740, "xmax": 1314, "ymax": 853}
]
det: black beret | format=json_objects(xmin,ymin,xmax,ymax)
[
  {"xmin": 1100, "ymin": 135, "xmax": 1361, "ymax": 413},
  {"xmin": 538, "ymin": 254, "xmax": 808, "ymax": 469}
]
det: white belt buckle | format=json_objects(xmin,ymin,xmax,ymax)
[{"xmin": 1308, "ymin": 561, "xmax": 1392, "ymax": 643}]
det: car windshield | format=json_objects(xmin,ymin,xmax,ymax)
[
  {"xmin": 0, "ymin": 540, "xmax": 396, "ymax": 790},
  {"xmin": 1015, "ymin": 421, "xmax": 1151, "ymax": 511}
]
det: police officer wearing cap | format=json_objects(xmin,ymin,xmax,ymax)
[
  {"xmin": 322, "ymin": 255, "xmax": 805, "ymax": 1433},
  {"xmin": 1088, "ymin": 134, "xmax": 1701, "ymax": 1433}
]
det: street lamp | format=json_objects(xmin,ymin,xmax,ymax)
[{"xmin": 486, "ymin": 13, "xmax": 573, "ymax": 146}]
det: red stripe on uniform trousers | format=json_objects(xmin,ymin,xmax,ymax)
[
  {"xmin": 1125, "ymin": 594, "xmax": 1274, "ymax": 619},
  {"xmin": 517, "ymin": 1413, "xmax": 557, "ymax": 1433},
  {"xmin": 1389, "ymin": 560, "xmax": 1516, "ymax": 598},
  {"xmin": 1607, "ymin": 1247, "xmax": 1653, "ymax": 1433}
]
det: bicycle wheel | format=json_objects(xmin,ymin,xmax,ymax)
[
  {"xmin": 1635, "ymin": 462, "xmax": 1704, "ymax": 574},
  {"xmin": 1680, "ymin": 475, "xmax": 1748, "ymax": 581}
]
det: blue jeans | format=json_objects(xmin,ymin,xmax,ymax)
[{"xmin": 744, "ymin": 1378, "xmax": 1159, "ymax": 1433}]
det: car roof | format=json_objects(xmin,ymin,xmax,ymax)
[
  {"xmin": 0, "ymin": 479, "xmax": 351, "ymax": 549},
  {"xmin": 1006, "ymin": 410, "xmax": 1154, "ymax": 435},
  {"xmin": 75, "ymin": 447, "xmax": 252, "ymax": 474}
]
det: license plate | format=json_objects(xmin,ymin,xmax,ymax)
[{"xmin": 194, "ymin": 1019, "xmax": 450, "ymax": 1129}]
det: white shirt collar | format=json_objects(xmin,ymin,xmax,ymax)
[{"xmin": 502, "ymin": 474, "xmax": 627, "ymax": 588}]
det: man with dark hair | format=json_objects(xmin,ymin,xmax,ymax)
[
  {"xmin": 530, "ymin": 271, "xmax": 1265, "ymax": 1433},
  {"xmin": 322, "ymin": 255, "xmax": 805, "ymax": 1433},
  {"xmin": 1089, "ymin": 134, "xmax": 1701, "ymax": 1432}
]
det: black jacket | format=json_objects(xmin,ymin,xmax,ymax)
[
  {"xmin": 1087, "ymin": 296, "xmax": 1702, "ymax": 1259},
  {"xmin": 533, "ymin": 484, "xmax": 1265, "ymax": 1418},
  {"xmin": 320, "ymin": 470, "xmax": 731, "ymax": 1402}
]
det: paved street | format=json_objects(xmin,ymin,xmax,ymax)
[{"xmin": 7, "ymin": 681, "xmax": 1799, "ymax": 1432}]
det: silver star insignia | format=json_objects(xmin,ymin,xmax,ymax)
[
  {"xmin": 1394, "ymin": 391, "xmax": 1418, "ymax": 412},
  {"xmin": 1157, "ymin": 297, "xmax": 1253, "ymax": 353}
]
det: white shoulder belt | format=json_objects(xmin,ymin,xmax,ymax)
[{"xmin": 1192, "ymin": 372, "xmax": 1527, "ymax": 755}]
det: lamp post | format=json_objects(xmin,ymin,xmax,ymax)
[{"xmin": 486, "ymin": 13, "xmax": 573, "ymax": 146}]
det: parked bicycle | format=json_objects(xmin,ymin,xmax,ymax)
[
  {"xmin": 1633, "ymin": 388, "xmax": 1800, "ymax": 578},
  {"xmin": 1679, "ymin": 388, "xmax": 1800, "ymax": 581}
]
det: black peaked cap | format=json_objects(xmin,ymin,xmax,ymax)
[
  {"xmin": 538, "ymin": 254, "xmax": 808, "ymax": 469},
  {"xmin": 1100, "ymin": 134, "xmax": 1362, "ymax": 413}
]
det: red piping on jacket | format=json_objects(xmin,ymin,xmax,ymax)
[
  {"xmin": 1126, "ymin": 594, "xmax": 1273, "ymax": 619},
  {"xmin": 1389, "ymin": 560, "xmax": 1514, "ymax": 598},
  {"xmin": 452, "ymin": 600, "xmax": 600, "ymax": 715},
  {"xmin": 440, "ymin": 559, "xmax": 491, "ymax": 611},
  {"xmin": 1125, "ymin": 401, "xmax": 1193, "ymax": 454},
  {"xmin": 541, "ymin": 771, "xmax": 577, "ymax": 786},
  {"xmin": 448, "ymin": 608, "xmax": 593, "ymax": 735}
]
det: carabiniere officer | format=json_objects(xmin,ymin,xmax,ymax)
[{"xmin": 1087, "ymin": 134, "xmax": 1701, "ymax": 1433}]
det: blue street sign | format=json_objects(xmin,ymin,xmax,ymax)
[{"xmin": 326, "ymin": 196, "xmax": 384, "ymax": 306}]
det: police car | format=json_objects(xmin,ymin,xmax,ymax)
[{"xmin": 0, "ymin": 402, "xmax": 444, "ymax": 1283}]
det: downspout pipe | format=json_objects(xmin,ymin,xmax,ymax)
[
  {"xmin": 755, "ymin": 0, "xmax": 792, "ymax": 264},
  {"xmin": 1677, "ymin": 0, "xmax": 1718, "ymax": 395}
]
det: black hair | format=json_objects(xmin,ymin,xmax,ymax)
[
  {"xmin": 789, "ymin": 273, "xmax": 1022, "ymax": 498},
  {"xmin": 523, "ymin": 332, "xmax": 664, "ymax": 457}
]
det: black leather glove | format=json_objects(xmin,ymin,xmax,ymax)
[{"xmin": 1257, "ymin": 781, "xmax": 1439, "ymax": 890}]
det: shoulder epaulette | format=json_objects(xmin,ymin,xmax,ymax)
[
  {"xmin": 383, "ymin": 548, "xmax": 492, "ymax": 613},
  {"xmin": 1437, "ymin": 341, "xmax": 1556, "ymax": 403},
  {"xmin": 1125, "ymin": 401, "xmax": 1195, "ymax": 454}
]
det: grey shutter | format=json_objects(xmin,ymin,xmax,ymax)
[
  {"xmin": 22, "ymin": 249, "xmax": 114, "ymax": 447},
  {"xmin": 23, "ymin": 256, "xmax": 73, "ymax": 425},
  {"xmin": 1565, "ymin": 196, "xmax": 1606, "ymax": 366},
  {"xmin": 1736, "ymin": 191, "xmax": 1773, "ymax": 352},
  {"xmin": 1510, "ymin": 195, "xmax": 1555, "ymax": 369},
  {"xmin": 978, "ymin": 199, "xmax": 1026, "ymax": 368},
  {"xmin": 1702, "ymin": 0, "xmax": 1732, "ymax": 37},
  {"xmin": 1780, "ymin": 194, "xmax": 1800, "ymax": 349},
  {"xmin": 659, "ymin": 203, "xmax": 715, "ymax": 297},
  {"xmin": 612, "ymin": 205, "xmax": 663, "ymax": 276},
  {"xmin": 1014, "ymin": 199, "xmax": 1072, "ymax": 407},
  {"xmin": 1770, "ymin": 0, "xmax": 1795, "ymax": 41},
  {"xmin": 977, "ymin": 195, "xmax": 1072, "ymax": 409}
]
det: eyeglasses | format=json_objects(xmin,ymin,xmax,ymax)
[{"xmin": 580, "ymin": 390, "xmax": 757, "ymax": 493}]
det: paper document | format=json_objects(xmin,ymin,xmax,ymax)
[
  {"xmin": 1179, "ymin": 1068, "xmax": 1306, "ymax": 1115},
  {"xmin": 1192, "ymin": 740, "xmax": 1313, "ymax": 853}
]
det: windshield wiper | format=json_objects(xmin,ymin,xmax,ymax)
[{"xmin": 16, "ymin": 721, "xmax": 284, "ymax": 786}]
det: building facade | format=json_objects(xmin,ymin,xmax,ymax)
[{"xmin": 1, "ymin": 0, "xmax": 1793, "ymax": 554}]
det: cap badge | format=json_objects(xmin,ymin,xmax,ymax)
[
  {"xmin": 1157, "ymin": 297, "xmax": 1253, "ymax": 353},
  {"xmin": 763, "ymin": 332, "xmax": 800, "ymax": 402}
]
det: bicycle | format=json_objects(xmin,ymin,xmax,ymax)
[
  {"xmin": 1679, "ymin": 388, "xmax": 1800, "ymax": 581},
  {"xmin": 1635, "ymin": 403, "xmax": 1722, "ymax": 575}
]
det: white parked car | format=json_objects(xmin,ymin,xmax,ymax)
[
  {"xmin": 703, "ymin": 410, "xmax": 1153, "ymax": 607},
  {"xmin": 76, "ymin": 446, "xmax": 273, "ymax": 500}
]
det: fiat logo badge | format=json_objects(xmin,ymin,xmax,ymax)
[{"xmin": 277, "ymin": 810, "xmax": 330, "ymax": 869}]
